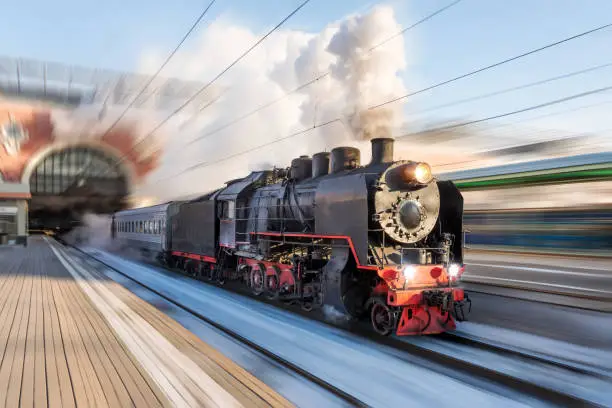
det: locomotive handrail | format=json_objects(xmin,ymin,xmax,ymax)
[{"xmin": 232, "ymin": 217, "xmax": 315, "ymax": 222}]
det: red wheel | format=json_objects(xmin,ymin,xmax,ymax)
[
  {"xmin": 250, "ymin": 267, "xmax": 265, "ymax": 296},
  {"xmin": 265, "ymin": 266, "xmax": 281, "ymax": 300},
  {"xmin": 370, "ymin": 298, "xmax": 396, "ymax": 336}
]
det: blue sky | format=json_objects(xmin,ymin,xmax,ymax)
[{"xmin": 2, "ymin": 0, "xmax": 611, "ymax": 146}]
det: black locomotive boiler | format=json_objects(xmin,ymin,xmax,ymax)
[{"xmin": 112, "ymin": 138, "xmax": 470, "ymax": 336}]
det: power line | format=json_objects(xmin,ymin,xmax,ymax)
[
  {"xmin": 180, "ymin": 0, "xmax": 464, "ymax": 148},
  {"xmin": 99, "ymin": 0, "xmax": 313, "ymax": 178},
  {"xmin": 368, "ymin": 22, "xmax": 612, "ymax": 111},
  {"xmin": 135, "ymin": 0, "xmax": 313, "ymax": 147},
  {"xmin": 156, "ymin": 119, "xmax": 341, "ymax": 182},
  {"xmin": 158, "ymin": 85, "xmax": 612, "ymax": 183},
  {"xmin": 83, "ymin": 0, "xmax": 216, "ymax": 178},
  {"xmin": 368, "ymin": 0, "xmax": 463, "ymax": 52},
  {"xmin": 410, "ymin": 61, "xmax": 612, "ymax": 116},
  {"xmin": 476, "ymin": 98, "xmax": 612, "ymax": 136},
  {"xmin": 184, "ymin": 74, "xmax": 328, "ymax": 147},
  {"xmin": 433, "ymin": 128, "xmax": 612, "ymax": 170},
  {"xmin": 101, "ymin": 0, "xmax": 217, "ymax": 133},
  {"xmin": 401, "ymin": 84, "xmax": 612, "ymax": 136}
]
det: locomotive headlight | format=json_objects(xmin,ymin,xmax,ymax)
[
  {"xmin": 403, "ymin": 265, "xmax": 417, "ymax": 280},
  {"xmin": 387, "ymin": 162, "xmax": 434, "ymax": 190},
  {"xmin": 448, "ymin": 264, "xmax": 460, "ymax": 278},
  {"xmin": 414, "ymin": 163, "xmax": 433, "ymax": 184}
]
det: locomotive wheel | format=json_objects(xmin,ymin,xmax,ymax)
[
  {"xmin": 265, "ymin": 266, "xmax": 281, "ymax": 300},
  {"xmin": 250, "ymin": 268, "xmax": 265, "ymax": 296},
  {"xmin": 370, "ymin": 298, "xmax": 396, "ymax": 336},
  {"xmin": 238, "ymin": 264, "xmax": 250, "ymax": 286}
]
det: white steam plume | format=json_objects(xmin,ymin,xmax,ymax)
[
  {"xmin": 135, "ymin": 6, "xmax": 408, "ymax": 204},
  {"xmin": 279, "ymin": 5, "xmax": 407, "ymax": 145},
  {"xmin": 62, "ymin": 213, "xmax": 114, "ymax": 249}
]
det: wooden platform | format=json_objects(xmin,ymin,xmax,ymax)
[{"xmin": 0, "ymin": 236, "xmax": 292, "ymax": 408}]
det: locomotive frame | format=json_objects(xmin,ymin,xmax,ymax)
[{"xmin": 112, "ymin": 138, "xmax": 471, "ymax": 336}]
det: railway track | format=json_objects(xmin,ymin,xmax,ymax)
[
  {"xmin": 70, "ymin": 243, "xmax": 608, "ymax": 407},
  {"xmin": 443, "ymin": 332, "xmax": 612, "ymax": 378},
  {"xmin": 374, "ymin": 331, "xmax": 609, "ymax": 407},
  {"xmin": 462, "ymin": 280, "xmax": 612, "ymax": 312}
]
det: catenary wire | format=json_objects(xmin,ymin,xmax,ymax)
[
  {"xmin": 84, "ymin": 0, "xmax": 216, "ymax": 177},
  {"xmin": 409, "ymin": 61, "xmax": 612, "ymax": 116},
  {"xmin": 367, "ymin": 22, "xmax": 612, "ymax": 111},
  {"xmin": 180, "ymin": 0, "xmax": 464, "ymax": 148},
  {"xmin": 100, "ymin": 0, "xmax": 314, "ymax": 178},
  {"xmin": 398, "ymin": 84, "xmax": 612, "ymax": 136},
  {"xmin": 155, "ymin": 85, "xmax": 611, "ymax": 182}
]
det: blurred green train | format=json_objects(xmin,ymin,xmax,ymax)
[{"xmin": 438, "ymin": 153, "xmax": 612, "ymax": 255}]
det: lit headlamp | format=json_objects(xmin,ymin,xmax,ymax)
[
  {"xmin": 448, "ymin": 264, "xmax": 460, "ymax": 278},
  {"xmin": 414, "ymin": 163, "xmax": 433, "ymax": 184},
  {"xmin": 399, "ymin": 162, "xmax": 433, "ymax": 184},
  {"xmin": 403, "ymin": 265, "xmax": 417, "ymax": 280}
]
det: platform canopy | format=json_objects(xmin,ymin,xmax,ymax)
[{"xmin": 0, "ymin": 55, "xmax": 219, "ymax": 113}]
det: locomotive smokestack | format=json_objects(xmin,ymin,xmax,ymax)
[
  {"xmin": 312, "ymin": 152, "xmax": 330, "ymax": 178},
  {"xmin": 370, "ymin": 138, "xmax": 394, "ymax": 165},
  {"xmin": 330, "ymin": 147, "xmax": 360, "ymax": 173}
]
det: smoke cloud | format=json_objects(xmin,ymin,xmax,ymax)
[
  {"xmin": 283, "ymin": 6, "xmax": 407, "ymax": 144},
  {"xmin": 134, "ymin": 5, "xmax": 408, "ymax": 203},
  {"xmin": 61, "ymin": 213, "xmax": 114, "ymax": 249}
]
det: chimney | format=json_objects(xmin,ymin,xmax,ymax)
[
  {"xmin": 330, "ymin": 147, "xmax": 361, "ymax": 173},
  {"xmin": 370, "ymin": 138, "xmax": 394, "ymax": 165},
  {"xmin": 312, "ymin": 152, "xmax": 330, "ymax": 178}
]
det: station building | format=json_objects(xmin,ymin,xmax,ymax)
[{"xmin": 0, "ymin": 56, "xmax": 209, "ymax": 245}]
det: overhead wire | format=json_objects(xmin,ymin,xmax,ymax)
[
  {"xmin": 183, "ymin": 17, "xmax": 611, "ymax": 153},
  {"xmin": 156, "ymin": 119, "xmax": 342, "ymax": 182},
  {"xmin": 433, "ymin": 127, "xmax": 612, "ymax": 170},
  {"xmin": 180, "ymin": 0, "xmax": 464, "ymax": 148},
  {"xmin": 155, "ymin": 85, "xmax": 612, "ymax": 183},
  {"xmin": 367, "ymin": 0, "xmax": 463, "ymax": 52},
  {"xmin": 84, "ymin": 0, "xmax": 216, "ymax": 177},
  {"xmin": 100, "ymin": 0, "xmax": 313, "ymax": 179},
  {"xmin": 146, "ymin": 17, "xmax": 612, "ymax": 184},
  {"xmin": 101, "ymin": 0, "xmax": 217, "ymax": 134},
  {"xmin": 132, "ymin": 0, "xmax": 313, "ymax": 147},
  {"xmin": 100, "ymin": 0, "xmax": 311, "ymax": 178},
  {"xmin": 367, "ymin": 22, "xmax": 612, "ymax": 111},
  {"xmin": 408, "ymin": 61, "xmax": 612, "ymax": 116},
  {"xmin": 398, "ymin": 84, "xmax": 612, "ymax": 136},
  {"xmin": 470, "ymin": 97, "xmax": 612, "ymax": 137}
]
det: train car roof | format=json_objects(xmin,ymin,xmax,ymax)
[
  {"xmin": 114, "ymin": 201, "xmax": 176, "ymax": 217},
  {"xmin": 217, "ymin": 171, "xmax": 268, "ymax": 198},
  {"xmin": 437, "ymin": 152, "xmax": 612, "ymax": 181}
]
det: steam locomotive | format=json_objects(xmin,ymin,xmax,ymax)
[{"xmin": 111, "ymin": 138, "xmax": 470, "ymax": 336}]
